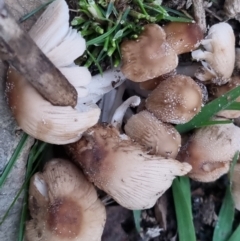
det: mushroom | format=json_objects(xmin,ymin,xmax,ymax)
[
  {"xmin": 124, "ymin": 110, "xmax": 181, "ymax": 158},
  {"xmin": 67, "ymin": 124, "xmax": 191, "ymax": 210},
  {"xmin": 192, "ymin": 22, "xmax": 235, "ymax": 85},
  {"xmin": 178, "ymin": 122, "xmax": 240, "ymax": 182},
  {"xmin": 120, "ymin": 24, "xmax": 178, "ymax": 82},
  {"xmin": 232, "ymin": 162, "xmax": 240, "ymax": 211},
  {"xmin": 5, "ymin": 0, "xmax": 100, "ymax": 144},
  {"xmin": 162, "ymin": 22, "xmax": 203, "ymax": 55},
  {"xmin": 224, "ymin": 0, "xmax": 240, "ymax": 20},
  {"xmin": 210, "ymin": 75, "xmax": 240, "ymax": 119},
  {"xmin": 139, "ymin": 70, "xmax": 176, "ymax": 91},
  {"xmin": 145, "ymin": 74, "xmax": 203, "ymax": 124},
  {"xmin": 25, "ymin": 158, "xmax": 106, "ymax": 241}
]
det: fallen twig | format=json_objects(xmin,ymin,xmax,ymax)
[{"xmin": 0, "ymin": 0, "xmax": 77, "ymax": 107}]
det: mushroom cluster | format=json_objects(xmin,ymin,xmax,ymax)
[
  {"xmin": 121, "ymin": 22, "xmax": 203, "ymax": 83},
  {"xmin": 170, "ymin": 20, "xmax": 240, "ymax": 183},
  {"xmin": 6, "ymin": 0, "xmax": 240, "ymax": 238},
  {"xmin": 5, "ymin": 0, "xmax": 125, "ymax": 145},
  {"xmin": 120, "ymin": 19, "xmax": 240, "ymax": 185},
  {"xmin": 67, "ymin": 124, "xmax": 191, "ymax": 210}
]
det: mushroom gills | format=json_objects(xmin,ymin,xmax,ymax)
[{"xmin": 67, "ymin": 124, "xmax": 191, "ymax": 210}]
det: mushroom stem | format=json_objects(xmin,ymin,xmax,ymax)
[
  {"xmin": 78, "ymin": 67, "xmax": 126, "ymax": 104},
  {"xmin": 192, "ymin": 0, "xmax": 206, "ymax": 33},
  {"xmin": 111, "ymin": 96, "xmax": 141, "ymax": 129},
  {"xmin": 99, "ymin": 82, "xmax": 126, "ymax": 123},
  {"xmin": 0, "ymin": 0, "xmax": 77, "ymax": 107}
]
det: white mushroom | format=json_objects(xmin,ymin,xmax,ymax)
[
  {"xmin": 6, "ymin": 0, "xmax": 100, "ymax": 144},
  {"xmin": 192, "ymin": 22, "xmax": 235, "ymax": 85}
]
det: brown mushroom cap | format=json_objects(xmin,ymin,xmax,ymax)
[
  {"xmin": 25, "ymin": 159, "xmax": 106, "ymax": 241},
  {"xmin": 124, "ymin": 110, "xmax": 181, "ymax": 158},
  {"xmin": 145, "ymin": 75, "xmax": 203, "ymax": 124},
  {"xmin": 67, "ymin": 124, "xmax": 191, "ymax": 210},
  {"xmin": 178, "ymin": 123, "xmax": 240, "ymax": 182},
  {"xmin": 121, "ymin": 24, "xmax": 178, "ymax": 82},
  {"xmin": 163, "ymin": 22, "xmax": 203, "ymax": 55},
  {"xmin": 139, "ymin": 70, "xmax": 176, "ymax": 91},
  {"xmin": 210, "ymin": 76, "xmax": 240, "ymax": 119}
]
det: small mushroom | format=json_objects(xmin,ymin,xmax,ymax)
[
  {"xmin": 25, "ymin": 158, "xmax": 106, "ymax": 241},
  {"xmin": 6, "ymin": 0, "xmax": 100, "ymax": 144},
  {"xmin": 192, "ymin": 22, "xmax": 235, "ymax": 85},
  {"xmin": 178, "ymin": 123, "xmax": 240, "ymax": 182},
  {"xmin": 210, "ymin": 75, "xmax": 240, "ymax": 119},
  {"xmin": 67, "ymin": 124, "xmax": 191, "ymax": 210},
  {"xmin": 145, "ymin": 75, "xmax": 202, "ymax": 124},
  {"xmin": 232, "ymin": 162, "xmax": 240, "ymax": 211},
  {"xmin": 121, "ymin": 24, "xmax": 178, "ymax": 82},
  {"xmin": 124, "ymin": 110, "xmax": 181, "ymax": 158},
  {"xmin": 163, "ymin": 22, "xmax": 203, "ymax": 55}
]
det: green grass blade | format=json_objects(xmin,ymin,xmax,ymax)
[
  {"xmin": 86, "ymin": 24, "xmax": 118, "ymax": 46},
  {"xmin": 162, "ymin": 6, "xmax": 192, "ymax": 18},
  {"xmin": 176, "ymin": 86, "xmax": 240, "ymax": 134},
  {"xmin": 213, "ymin": 152, "xmax": 239, "ymax": 241},
  {"xmin": 133, "ymin": 210, "xmax": 141, "ymax": 233},
  {"xmin": 196, "ymin": 119, "xmax": 232, "ymax": 128},
  {"xmin": 228, "ymin": 225, "xmax": 240, "ymax": 241},
  {"xmin": 213, "ymin": 188, "xmax": 235, "ymax": 241},
  {"xmin": 19, "ymin": 0, "xmax": 54, "ymax": 23},
  {"xmin": 87, "ymin": 50, "xmax": 103, "ymax": 74},
  {"xmin": 163, "ymin": 15, "xmax": 193, "ymax": 22},
  {"xmin": 225, "ymin": 102, "xmax": 240, "ymax": 110},
  {"xmin": 17, "ymin": 142, "xmax": 49, "ymax": 241},
  {"xmin": 172, "ymin": 177, "xmax": 196, "ymax": 241},
  {"xmin": 0, "ymin": 142, "xmax": 48, "ymax": 226},
  {"xmin": 106, "ymin": 0, "xmax": 114, "ymax": 18},
  {"xmin": 0, "ymin": 133, "xmax": 28, "ymax": 188}
]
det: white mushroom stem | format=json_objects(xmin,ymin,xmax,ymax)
[
  {"xmin": 78, "ymin": 67, "xmax": 126, "ymax": 104},
  {"xmin": 99, "ymin": 82, "xmax": 126, "ymax": 123},
  {"xmin": 111, "ymin": 96, "xmax": 141, "ymax": 129}
]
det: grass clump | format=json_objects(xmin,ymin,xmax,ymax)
[{"xmin": 71, "ymin": 0, "xmax": 192, "ymax": 71}]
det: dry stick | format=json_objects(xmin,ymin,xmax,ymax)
[
  {"xmin": 192, "ymin": 0, "xmax": 207, "ymax": 34},
  {"xmin": 0, "ymin": 0, "xmax": 77, "ymax": 107}
]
